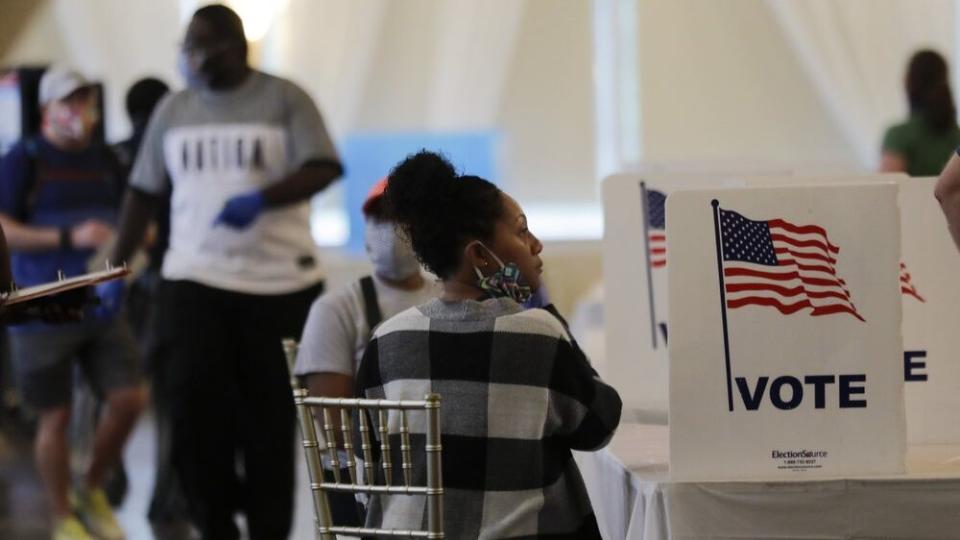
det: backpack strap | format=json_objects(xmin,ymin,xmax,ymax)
[
  {"xmin": 17, "ymin": 138, "xmax": 124, "ymax": 218},
  {"xmin": 359, "ymin": 275, "xmax": 383, "ymax": 332},
  {"xmin": 20, "ymin": 136, "xmax": 41, "ymax": 220}
]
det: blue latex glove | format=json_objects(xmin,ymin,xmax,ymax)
[
  {"xmin": 92, "ymin": 279, "xmax": 125, "ymax": 321},
  {"xmin": 214, "ymin": 191, "xmax": 266, "ymax": 229}
]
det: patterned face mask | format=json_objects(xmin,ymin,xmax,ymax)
[
  {"xmin": 48, "ymin": 101, "xmax": 98, "ymax": 141},
  {"xmin": 471, "ymin": 242, "xmax": 532, "ymax": 304}
]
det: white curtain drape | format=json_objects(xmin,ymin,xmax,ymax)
[
  {"xmin": 265, "ymin": 0, "xmax": 387, "ymax": 138},
  {"xmin": 426, "ymin": 0, "xmax": 525, "ymax": 130},
  {"xmin": 592, "ymin": 0, "xmax": 641, "ymax": 180},
  {"xmin": 266, "ymin": 0, "xmax": 525, "ymax": 135},
  {"xmin": 765, "ymin": 0, "xmax": 956, "ymax": 168}
]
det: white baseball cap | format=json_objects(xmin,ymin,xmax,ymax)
[{"xmin": 38, "ymin": 67, "xmax": 92, "ymax": 106}]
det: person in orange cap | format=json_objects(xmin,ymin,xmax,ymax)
[{"xmin": 293, "ymin": 177, "xmax": 438, "ymax": 528}]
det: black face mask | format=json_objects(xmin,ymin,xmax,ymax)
[{"xmin": 178, "ymin": 43, "xmax": 233, "ymax": 89}]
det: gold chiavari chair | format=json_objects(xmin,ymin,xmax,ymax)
[{"xmin": 282, "ymin": 339, "xmax": 444, "ymax": 539}]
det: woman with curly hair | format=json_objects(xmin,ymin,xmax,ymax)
[{"xmin": 354, "ymin": 150, "xmax": 622, "ymax": 539}]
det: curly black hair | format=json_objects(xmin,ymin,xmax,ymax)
[{"xmin": 385, "ymin": 150, "xmax": 503, "ymax": 279}]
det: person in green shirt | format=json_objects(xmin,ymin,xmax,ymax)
[{"xmin": 882, "ymin": 50, "xmax": 960, "ymax": 176}]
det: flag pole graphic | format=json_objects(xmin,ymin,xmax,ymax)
[
  {"xmin": 711, "ymin": 199, "xmax": 734, "ymax": 412},
  {"xmin": 640, "ymin": 181, "xmax": 658, "ymax": 348}
]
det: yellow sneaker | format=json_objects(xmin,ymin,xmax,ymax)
[
  {"xmin": 52, "ymin": 515, "xmax": 94, "ymax": 540},
  {"xmin": 75, "ymin": 487, "xmax": 124, "ymax": 540}
]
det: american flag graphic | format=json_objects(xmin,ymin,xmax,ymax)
[
  {"xmin": 646, "ymin": 188, "xmax": 667, "ymax": 268},
  {"xmin": 899, "ymin": 262, "xmax": 925, "ymax": 302},
  {"xmin": 718, "ymin": 207, "xmax": 865, "ymax": 322}
]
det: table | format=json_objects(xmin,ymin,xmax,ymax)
[{"xmin": 573, "ymin": 423, "xmax": 960, "ymax": 540}]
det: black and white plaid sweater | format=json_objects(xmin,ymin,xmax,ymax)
[{"xmin": 355, "ymin": 297, "xmax": 622, "ymax": 539}]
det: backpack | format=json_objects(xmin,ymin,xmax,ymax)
[{"xmin": 17, "ymin": 136, "xmax": 124, "ymax": 221}]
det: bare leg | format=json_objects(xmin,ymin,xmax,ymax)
[
  {"xmin": 86, "ymin": 385, "xmax": 147, "ymax": 488},
  {"xmin": 35, "ymin": 405, "xmax": 72, "ymax": 517}
]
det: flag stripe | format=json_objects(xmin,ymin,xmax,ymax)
[
  {"xmin": 776, "ymin": 258, "xmax": 838, "ymax": 276},
  {"xmin": 774, "ymin": 247, "xmax": 837, "ymax": 265},
  {"xmin": 727, "ymin": 296, "xmax": 813, "ymax": 315},
  {"xmin": 811, "ymin": 304, "xmax": 865, "ymax": 321},
  {"xmin": 720, "ymin": 207, "xmax": 862, "ymax": 321},
  {"xmin": 769, "ymin": 233, "xmax": 839, "ymax": 255},
  {"xmin": 768, "ymin": 219, "xmax": 839, "ymax": 249},
  {"xmin": 899, "ymin": 261, "xmax": 925, "ymax": 303},
  {"xmin": 723, "ymin": 267, "xmax": 849, "ymax": 291},
  {"xmin": 648, "ymin": 231, "xmax": 666, "ymax": 269},
  {"xmin": 725, "ymin": 282, "xmax": 850, "ymax": 301},
  {"xmin": 902, "ymin": 287, "xmax": 925, "ymax": 302}
]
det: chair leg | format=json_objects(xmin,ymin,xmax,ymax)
[{"xmin": 293, "ymin": 388, "xmax": 336, "ymax": 539}]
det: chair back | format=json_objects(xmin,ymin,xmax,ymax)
[{"xmin": 282, "ymin": 338, "xmax": 444, "ymax": 539}]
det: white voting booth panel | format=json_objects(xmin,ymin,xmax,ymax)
[
  {"xmin": 667, "ymin": 183, "xmax": 905, "ymax": 481},
  {"xmin": 602, "ymin": 174, "xmax": 669, "ymax": 413},
  {"xmin": 602, "ymin": 174, "xmax": 745, "ymax": 414},
  {"xmin": 898, "ymin": 177, "xmax": 960, "ymax": 444},
  {"xmin": 745, "ymin": 174, "xmax": 960, "ymax": 444}
]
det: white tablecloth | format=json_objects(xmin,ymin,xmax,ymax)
[{"xmin": 574, "ymin": 423, "xmax": 960, "ymax": 540}]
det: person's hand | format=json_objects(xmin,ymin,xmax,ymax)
[
  {"xmin": 213, "ymin": 192, "xmax": 266, "ymax": 229},
  {"xmin": 36, "ymin": 287, "xmax": 91, "ymax": 323},
  {"xmin": 71, "ymin": 220, "xmax": 114, "ymax": 249},
  {"xmin": 92, "ymin": 279, "xmax": 125, "ymax": 321},
  {"xmin": 0, "ymin": 287, "xmax": 92, "ymax": 325}
]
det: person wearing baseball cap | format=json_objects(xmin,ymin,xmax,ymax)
[
  {"xmin": 0, "ymin": 66, "xmax": 146, "ymax": 540},
  {"xmin": 38, "ymin": 66, "xmax": 92, "ymax": 105},
  {"xmin": 293, "ymin": 177, "xmax": 438, "ymax": 531}
]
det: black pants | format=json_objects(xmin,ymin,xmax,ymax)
[
  {"xmin": 323, "ymin": 469, "xmax": 365, "ymax": 526},
  {"xmin": 160, "ymin": 279, "xmax": 322, "ymax": 540},
  {"xmin": 128, "ymin": 271, "xmax": 188, "ymax": 523}
]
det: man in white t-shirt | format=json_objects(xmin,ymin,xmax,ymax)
[
  {"xmin": 294, "ymin": 178, "xmax": 438, "ymax": 527},
  {"xmin": 107, "ymin": 6, "xmax": 341, "ymax": 539}
]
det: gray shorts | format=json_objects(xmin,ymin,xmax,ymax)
[{"xmin": 8, "ymin": 319, "xmax": 142, "ymax": 410}]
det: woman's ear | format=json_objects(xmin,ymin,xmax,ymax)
[{"xmin": 463, "ymin": 241, "xmax": 489, "ymax": 273}]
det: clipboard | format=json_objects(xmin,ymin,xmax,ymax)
[{"xmin": 2, "ymin": 267, "xmax": 130, "ymax": 307}]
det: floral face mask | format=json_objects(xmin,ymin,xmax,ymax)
[{"xmin": 471, "ymin": 242, "xmax": 532, "ymax": 304}]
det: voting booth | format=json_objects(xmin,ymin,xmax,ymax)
[
  {"xmin": 602, "ymin": 170, "xmax": 960, "ymax": 479},
  {"xmin": 591, "ymin": 172, "xmax": 960, "ymax": 536},
  {"xmin": 602, "ymin": 174, "xmax": 670, "ymax": 414},
  {"xmin": 666, "ymin": 183, "xmax": 906, "ymax": 480},
  {"xmin": 602, "ymin": 174, "xmax": 744, "ymax": 415},
  {"xmin": 745, "ymin": 175, "xmax": 960, "ymax": 445},
  {"xmin": 601, "ymin": 172, "xmax": 901, "ymax": 418},
  {"xmin": 898, "ymin": 178, "xmax": 960, "ymax": 444}
]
